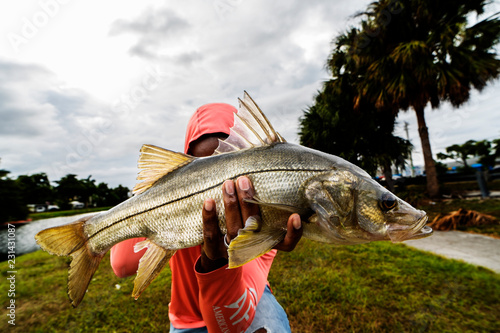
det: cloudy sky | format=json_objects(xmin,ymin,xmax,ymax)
[{"xmin": 1, "ymin": 0, "xmax": 499, "ymax": 190}]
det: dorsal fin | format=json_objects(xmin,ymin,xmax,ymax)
[
  {"xmin": 214, "ymin": 91, "xmax": 286, "ymax": 155},
  {"xmin": 133, "ymin": 144, "xmax": 194, "ymax": 195}
]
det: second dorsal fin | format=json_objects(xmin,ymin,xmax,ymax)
[
  {"xmin": 133, "ymin": 145, "xmax": 194, "ymax": 195},
  {"xmin": 214, "ymin": 91, "xmax": 286, "ymax": 155}
]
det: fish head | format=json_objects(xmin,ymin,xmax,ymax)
[
  {"xmin": 355, "ymin": 176, "xmax": 431, "ymax": 242},
  {"xmin": 303, "ymin": 170, "xmax": 432, "ymax": 244}
]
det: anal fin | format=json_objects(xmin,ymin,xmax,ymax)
[
  {"xmin": 132, "ymin": 240, "xmax": 175, "ymax": 299},
  {"xmin": 228, "ymin": 216, "xmax": 286, "ymax": 268}
]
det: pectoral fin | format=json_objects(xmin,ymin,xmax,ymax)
[
  {"xmin": 132, "ymin": 240, "xmax": 175, "ymax": 299},
  {"xmin": 243, "ymin": 195, "xmax": 304, "ymax": 214},
  {"xmin": 228, "ymin": 216, "xmax": 286, "ymax": 268}
]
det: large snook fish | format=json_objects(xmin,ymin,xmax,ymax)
[{"xmin": 35, "ymin": 92, "xmax": 432, "ymax": 307}]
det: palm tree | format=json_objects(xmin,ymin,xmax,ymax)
[
  {"xmin": 328, "ymin": 0, "xmax": 500, "ymax": 197},
  {"xmin": 299, "ymin": 73, "xmax": 412, "ymax": 191}
]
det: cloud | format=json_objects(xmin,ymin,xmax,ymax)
[
  {"xmin": 0, "ymin": 60, "xmax": 64, "ymax": 138},
  {"xmin": 1, "ymin": 0, "xmax": 498, "ymax": 191},
  {"xmin": 109, "ymin": 7, "xmax": 193, "ymax": 59},
  {"xmin": 0, "ymin": 59, "xmax": 132, "ymax": 185},
  {"xmin": 110, "ymin": 8, "xmax": 190, "ymax": 35},
  {"xmin": 103, "ymin": 0, "xmax": 355, "ymax": 123}
]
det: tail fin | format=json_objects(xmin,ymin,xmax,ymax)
[{"xmin": 35, "ymin": 214, "xmax": 104, "ymax": 307}]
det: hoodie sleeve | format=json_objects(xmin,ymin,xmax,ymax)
[
  {"xmin": 195, "ymin": 250, "xmax": 277, "ymax": 333},
  {"xmin": 110, "ymin": 238, "xmax": 147, "ymax": 278}
]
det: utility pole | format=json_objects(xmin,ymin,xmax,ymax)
[{"xmin": 404, "ymin": 122, "xmax": 415, "ymax": 177}]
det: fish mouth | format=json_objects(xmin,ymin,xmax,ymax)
[{"xmin": 387, "ymin": 214, "xmax": 433, "ymax": 243}]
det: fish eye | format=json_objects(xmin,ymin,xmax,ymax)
[{"xmin": 380, "ymin": 193, "xmax": 397, "ymax": 211}]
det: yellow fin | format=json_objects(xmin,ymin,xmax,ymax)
[
  {"xmin": 228, "ymin": 216, "xmax": 286, "ymax": 268},
  {"xmin": 132, "ymin": 240, "xmax": 175, "ymax": 299},
  {"xmin": 35, "ymin": 214, "xmax": 104, "ymax": 307},
  {"xmin": 214, "ymin": 91, "xmax": 286, "ymax": 155},
  {"xmin": 243, "ymin": 195, "xmax": 304, "ymax": 214},
  {"xmin": 133, "ymin": 144, "xmax": 195, "ymax": 195},
  {"xmin": 35, "ymin": 216, "xmax": 89, "ymax": 255},
  {"xmin": 68, "ymin": 247, "xmax": 104, "ymax": 307}
]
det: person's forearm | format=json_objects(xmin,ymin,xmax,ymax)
[
  {"xmin": 197, "ymin": 262, "xmax": 258, "ymax": 332},
  {"xmin": 197, "ymin": 251, "xmax": 229, "ymax": 273},
  {"xmin": 195, "ymin": 251, "xmax": 276, "ymax": 332}
]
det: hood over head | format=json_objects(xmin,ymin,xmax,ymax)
[{"xmin": 184, "ymin": 103, "xmax": 237, "ymax": 154}]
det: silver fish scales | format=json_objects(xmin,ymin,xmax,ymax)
[{"xmin": 86, "ymin": 143, "xmax": 333, "ymax": 253}]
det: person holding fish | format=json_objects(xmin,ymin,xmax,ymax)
[
  {"xmin": 36, "ymin": 92, "xmax": 430, "ymax": 332},
  {"xmin": 110, "ymin": 102, "xmax": 303, "ymax": 332}
]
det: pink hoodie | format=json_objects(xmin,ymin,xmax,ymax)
[{"xmin": 110, "ymin": 103, "xmax": 277, "ymax": 332}]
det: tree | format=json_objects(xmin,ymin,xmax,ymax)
[
  {"xmin": 94, "ymin": 182, "xmax": 112, "ymax": 207},
  {"xmin": 55, "ymin": 174, "xmax": 93, "ymax": 207},
  {"xmin": 0, "ymin": 170, "xmax": 28, "ymax": 222},
  {"xmin": 437, "ymin": 138, "xmax": 499, "ymax": 170},
  {"xmin": 493, "ymin": 139, "xmax": 500, "ymax": 159},
  {"xmin": 299, "ymin": 76, "xmax": 412, "ymax": 191},
  {"xmin": 80, "ymin": 176, "xmax": 97, "ymax": 207},
  {"xmin": 111, "ymin": 185, "xmax": 130, "ymax": 204},
  {"xmin": 16, "ymin": 173, "xmax": 54, "ymax": 204},
  {"xmin": 328, "ymin": 0, "xmax": 500, "ymax": 197},
  {"xmin": 475, "ymin": 139, "xmax": 499, "ymax": 169},
  {"xmin": 437, "ymin": 140, "xmax": 477, "ymax": 168},
  {"xmin": 94, "ymin": 183, "xmax": 130, "ymax": 206}
]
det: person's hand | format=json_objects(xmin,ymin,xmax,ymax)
[{"xmin": 198, "ymin": 176, "xmax": 303, "ymax": 273}]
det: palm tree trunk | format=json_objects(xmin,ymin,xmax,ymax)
[
  {"xmin": 414, "ymin": 106, "xmax": 440, "ymax": 198},
  {"xmin": 383, "ymin": 160, "xmax": 395, "ymax": 192}
]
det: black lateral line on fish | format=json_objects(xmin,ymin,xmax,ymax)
[{"xmin": 87, "ymin": 167, "xmax": 330, "ymax": 240}]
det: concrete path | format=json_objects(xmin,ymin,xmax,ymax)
[{"xmin": 405, "ymin": 231, "xmax": 500, "ymax": 274}]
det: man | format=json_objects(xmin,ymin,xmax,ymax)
[{"xmin": 111, "ymin": 103, "xmax": 302, "ymax": 332}]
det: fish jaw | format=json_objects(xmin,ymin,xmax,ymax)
[{"xmin": 387, "ymin": 213, "xmax": 432, "ymax": 242}]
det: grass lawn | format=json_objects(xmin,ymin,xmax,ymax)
[
  {"xmin": 1, "ymin": 240, "xmax": 499, "ymax": 332},
  {"xmin": 272, "ymin": 241, "xmax": 499, "ymax": 332}
]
